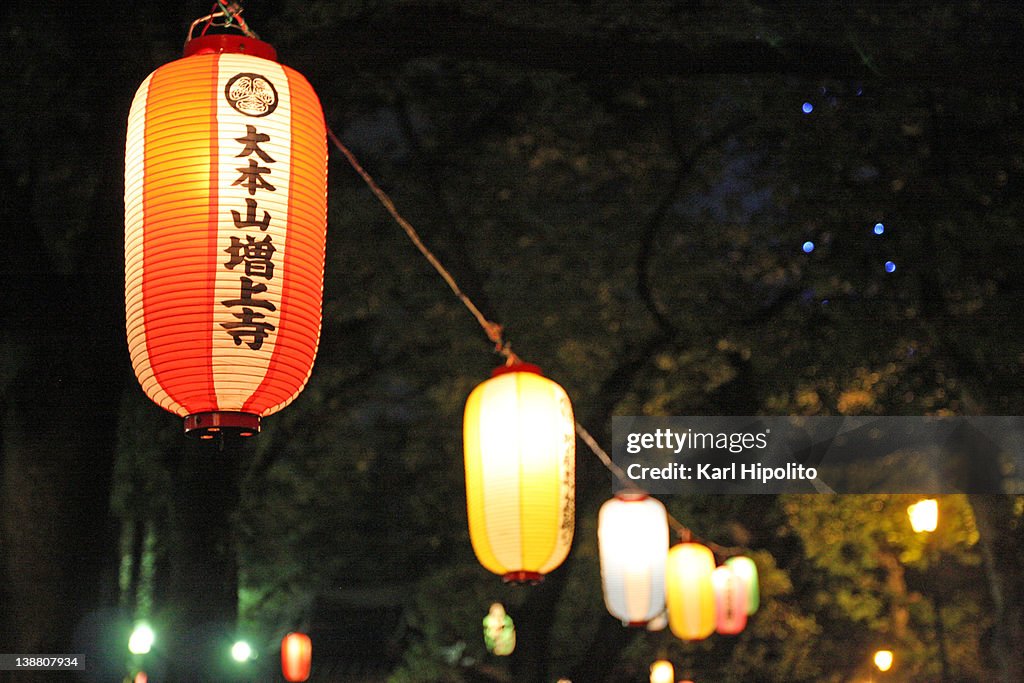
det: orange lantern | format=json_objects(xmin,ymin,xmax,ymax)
[
  {"xmin": 281, "ymin": 631, "xmax": 312, "ymax": 682},
  {"xmin": 463, "ymin": 363, "xmax": 576, "ymax": 582},
  {"xmin": 125, "ymin": 33, "xmax": 327, "ymax": 438},
  {"xmin": 598, "ymin": 494, "xmax": 669, "ymax": 626},
  {"xmin": 712, "ymin": 565, "xmax": 747, "ymax": 635},
  {"xmin": 665, "ymin": 542, "xmax": 716, "ymax": 641}
]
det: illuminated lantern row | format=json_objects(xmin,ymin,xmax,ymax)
[
  {"xmin": 665, "ymin": 545, "xmax": 760, "ymax": 640},
  {"xmin": 464, "ymin": 363, "xmax": 576, "ymax": 583},
  {"xmin": 665, "ymin": 542, "xmax": 716, "ymax": 640},
  {"xmin": 712, "ymin": 565, "xmax": 747, "ymax": 635},
  {"xmin": 281, "ymin": 632, "xmax": 312, "ymax": 682},
  {"xmin": 125, "ymin": 34, "xmax": 327, "ymax": 438},
  {"xmin": 598, "ymin": 494, "xmax": 669, "ymax": 626}
]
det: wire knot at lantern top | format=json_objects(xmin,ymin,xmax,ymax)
[{"xmin": 187, "ymin": 0, "xmax": 260, "ymax": 46}]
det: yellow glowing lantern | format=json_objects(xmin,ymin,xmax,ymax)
[
  {"xmin": 907, "ymin": 498, "xmax": 938, "ymax": 533},
  {"xmin": 874, "ymin": 649, "xmax": 894, "ymax": 672},
  {"xmin": 712, "ymin": 565, "xmax": 747, "ymax": 635},
  {"xmin": 725, "ymin": 555, "xmax": 760, "ymax": 614},
  {"xmin": 281, "ymin": 632, "xmax": 312, "ymax": 682},
  {"xmin": 598, "ymin": 494, "xmax": 669, "ymax": 626},
  {"xmin": 665, "ymin": 542, "xmax": 716, "ymax": 641},
  {"xmin": 649, "ymin": 660, "xmax": 674, "ymax": 683},
  {"xmin": 464, "ymin": 363, "xmax": 575, "ymax": 582},
  {"xmin": 125, "ymin": 33, "xmax": 327, "ymax": 438}
]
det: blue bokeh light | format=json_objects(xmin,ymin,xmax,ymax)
[
  {"xmin": 802, "ymin": 241, "xmax": 815, "ymax": 253},
  {"xmin": 802, "ymin": 102, "xmax": 814, "ymax": 114},
  {"xmin": 884, "ymin": 261, "xmax": 896, "ymax": 273},
  {"xmin": 873, "ymin": 222, "xmax": 885, "ymax": 235}
]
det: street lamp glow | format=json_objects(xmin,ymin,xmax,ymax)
[
  {"xmin": 231, "ymin": 640, "xmax": 253, "ymax": 662},
  {"xmin": 874, "ymin": 649, "xmax": 894, "ymax": 672},
  {"xmin": 908, "ymin": 498, "xmax": 939, "ymax": 533},
  {"xmin": 128, "ymin": 623, "xmax": 155, "ymax": 655}
]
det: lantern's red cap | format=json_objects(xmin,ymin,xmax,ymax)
[
  {"xmin": 491, "ymin": 362, "xmax": 543, "ymax": 378},
  {"xmin": 184, "ymin": 411, "xmax": 260, "ymax": 439},
  {"xmin": 502, "ymin": 570, "xmax": 543, "ymax": 585},
  {"xmin": 614, "ymin": 491, "xmax": 649, "ymax": 502},
  {"xmin": 183, "ymin": 34, "xmax": 277, "ymax": 61}
]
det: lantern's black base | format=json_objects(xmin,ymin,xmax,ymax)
[
  {"xmin": 184, "ymin": 411, "xmax": 260, "ymax": 439},
  {"xmin": 502, "ymin": 571, "xmax": 543, "ymax": 585}
]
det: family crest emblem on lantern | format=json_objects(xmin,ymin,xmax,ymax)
[{"xmin": 225, "ymin": 72, "xmax": 279, "ymax": 116}]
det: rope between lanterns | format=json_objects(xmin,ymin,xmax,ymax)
[{"xmin": 326, "ymin": 126, "xmax": 738, "ymax": 558}]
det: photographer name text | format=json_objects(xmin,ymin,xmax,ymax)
[{"xmin": 626, "ymin": 462, "xmax": 817, "ymax": 484}]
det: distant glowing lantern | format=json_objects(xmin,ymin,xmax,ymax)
[
  {"xmin": 134, "ymin": 673, "xmax": 148, "ymax": 683},
  {"xmin": 712, "ymin": 565, "xmax": 748, "ymax": 635},
  {"xmin": 281, "ymin": 632, "xmax": 312, "ymax": 682},
  {"xmin": 464, "ymin": 363, "xmax": 575, "ymax": 583},
  {"xmin": 598, "ymin": 494, "xmax": 669, "ymax": 626},
  {"xmin": 645, "ymin": 612, "xmax": 668, "ymax": 632},
  {"xmin": 482, "ymin": 603, "xmax": 516, "ymax": 656},
  {"xmin": 874, "ymin": 649, "xmax": 894, "ymax": 672},
  {"xmin": 649, "ymin": 659, "xmax": 674, "ymax": 683},
  {"xmin": 725, "ymin": 555, "xmax": 760, "ymax": 615},
  {"xmin": 907, "ymin": 498, "xmax": 938, "ymax": 533},
  {"xmin": 125, "ymin": 33, "xmax": 327, "ymax": 438},
  {"xmin": 665, "ymin": 542, "xmax": 716, "ymax": 641}
]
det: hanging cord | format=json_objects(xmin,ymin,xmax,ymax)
[
  {"xmin": 327, "ymin": 127, "xmax": 519, "ymax": 364},
  {"xmin": 327, "ymin": 125, "xmax": 740, "ymax": 558},
  {"xmin": 188, "ymin": 1, "xmax": 260, "ymax": 43}
]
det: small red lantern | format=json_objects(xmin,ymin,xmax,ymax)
[
  {"xmin": 125, "ymin": 32, "xmax": 327, "ymax": 438},
  {"xmin": 712, "ymin": 565, "xmax": 748, "ymax": 635},
  {"xmin": 281, "ymin": 631, "xmax": 312, "ymax": 682}
]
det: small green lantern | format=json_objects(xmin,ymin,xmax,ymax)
[{"xmin": 483, "ymin": 603, "xmax": 516, "ymax": 656}]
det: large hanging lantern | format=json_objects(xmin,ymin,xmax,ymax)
[
  {"xmin": 725, "ymin": 555, "xmax": 760, "ymax": 615},
  {"xmin": 665, "ymin": 542, "xmax": 716, "ymax": 641},
  {"xmin": 712, "ymin": 565, "xmax": 748, "ymax": 635},
  {"xmin": 125, "ymin": 31, "xmax": 327, "ymax": 438},
  {"xmin": 598, "ymin": 494, "xmax": 669, "ymax": 626},
  {"xmin": 281, "ymin": 632, "xmax": 312, "ymax": 682},
  {"xmin": 464, "ymin": 363, "xmax": 576, "ymax": 583}
]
